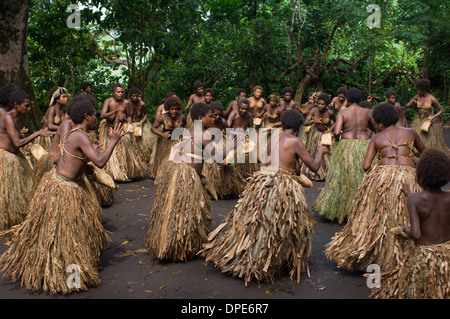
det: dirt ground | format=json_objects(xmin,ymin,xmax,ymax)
[{"xmin": 0, "ymin": 128, "xmax": 449, "ymax": 305}]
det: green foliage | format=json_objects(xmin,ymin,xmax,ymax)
[{"xmin": 26, "ymin": 0, "xmax": 449, "ymax": 123}]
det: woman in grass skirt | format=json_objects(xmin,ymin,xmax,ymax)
[
  {"xmin": 0, "ymin": 99, "xmax": 125, "ymax": 294},
  {"xmin": 325, "ymin": 103, "xmax": 426, "ymax": 273}
]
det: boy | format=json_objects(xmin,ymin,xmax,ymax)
[
  {"xmin": 126, "ymin": 87, "xmax": 152, "ymax": 161},
  {"xmin": 224, "ymin": 88, "xmax": 246, "ymax": 118},
  {"xmin": 227, "ymin": 98, "xmax": 253, "ymax": 130},
  {"xmin": 99, "ymin": 83, "xmax": 148, "ymax": 182}
]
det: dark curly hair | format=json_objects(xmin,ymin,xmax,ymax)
[
  {"xmin": 385, "ymin": 89, "xmax": 396, "ymax": 98},
  {"xmin": 128, "ymin": 87, "xmax": 142, "ymax": 96},
  {"xmin": 416, "ymin": 148, "xmax": 450, "ymax": 189},
  {"xmin": 415, "ymin": 79, "xmax": 431, "ymax": 92},
  {"xmin": 346, "ymin": 87, "xmax": 362, "ymax": 104},
  {"xmin": 282, "ymin": 87, "xmax": 294, "ymax": 96},
  {"xmin": 9, "ymin": 89, "xmax": 31, "ymax": 106},
  {"xmin": 209, "ymin": 101, "xmax": 223, "ymax": 112},
  {"xmin": 193, "ymin": 81, "xmax": 203, "ymax": 90},
  {"xmin": 317, "ymin": 93, "xmax": 331, "ymax": 106},
  {"xmin": 359, "ymin": 100, "xmax": 373, "ymax": 109},
  {"xmin": 163, "ymin": 95, "xmax": 183, "ymax": 111},
  {"xmin": 111, "ymin": 83, "xmax": 124, "ymax": 93},
  {"xmin": 281, "ymin": 109, "xmax": 304, "ymax": 131},
  {"xmin": 69, "ymin": 98, "xmax": 95, "ymax": 124},
  {"xmin": 0, "ymin": 86, "xmax": 17, "ymax": 106},
  {"xmin": 337, "ymin": 86, "xmax": 348, "ymax": 95},
  {"xmin": 190, "ymin": 102, "xmax": 211, "ymax": 121},
  {"xmin": 82, "ymin": 82, "xmax": 92, "ymax": 91},
  {"xmin": 203, "ymin": 88, "xmax": 214, "ymax": 97},
  {"xmin": 372, "ymin": 102, "xmax": 399, "ymax": 127}
]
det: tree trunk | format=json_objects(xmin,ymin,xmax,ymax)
[{"xmin": 0, "ymin": 0, "xmax": 41, "ymax": 130}]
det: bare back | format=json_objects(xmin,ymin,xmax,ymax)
[
  {"xmin": 334, "ymin": 104, "xmax": 373, "ymax": 139},
  {"xmin": 407, "ymin": 191, "xmax": 450, "ymax": 246}
]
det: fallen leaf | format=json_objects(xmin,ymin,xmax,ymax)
[{"xmin": 160, "ymin": 285, "xmax": 168, "ymax": 290}]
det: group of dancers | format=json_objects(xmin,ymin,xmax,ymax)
[{"xmin": 0, "ymin": 78, "xmax": 448, "ymax": 298}]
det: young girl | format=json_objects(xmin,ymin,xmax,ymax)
[
  {"xmin": 149, "ymin": 95, "xmax": 187, "ymax": 179},
  {"xmin": 371, "ymin": 148, "xmax": 450, "ymax": 299},
  {"xmin": 301, "ymin": 92, "xmax": 336, "ymax": 181}
]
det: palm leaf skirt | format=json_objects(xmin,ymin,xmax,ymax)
[{"xmin": 199, "ymin": 167, "xmax": 315, "ymax": 286}]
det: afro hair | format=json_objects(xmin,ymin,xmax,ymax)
[
  {"xmin": 281, "ymin": 109, "xmax": 304, "ymax": 131},
  {"xmin": 372, "ymin": 102, "xmax": 399, "ymax": 127},
  {"xmin": 415, "ymin": 79, "xmax": 431, "ymax": 92},
  {"xmin": 190, "ymin": 102, "xmax": 211, "ymax": 121},
  {"xmin": 416, "ymin": 148, "xmax": 450, "ymax": 189},
  {"xmin": 346, "ymin": 87, "xmax": 362, "ymax": 104}
]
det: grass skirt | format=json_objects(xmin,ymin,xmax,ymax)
[
  {"xmin": 31, "ymin": 153, "xmax": 115, "ymax": 209},
  {"xmin": 312, "ymin": 139, "xmax": 373, "ymax": 224},
  {"xmin": 31, "ymin": 153, "xmax": 55, "ymax": 190},
  {"xmin": 144, "ymin": 160, "xmax": 212, "ymax": 262},
  {"xmin": 148, "ymin": 135, "xmax": 179, "ymax": 179},
  {"xmin": 0, "ymin": 169, "xmax": 109, "ymax": 294},
  {"xmin": 324, "ymin": 164, "xmax": 419, "ymax": 272},
  {"xmin": 201, "ymin": 163, "xmax": 247, "ymax": 199},
  {"xmin": 0, "ymin": 149, "xmax": 33, "ymax": 230},
  {"xmin": 130, "ymin": 120, "xmax": 156, "ymax": 162},
  {"xmin": 199, "ymin": 167, "xmax": 315, "ymax": 285},
  {"xmin": 98, "ymin": 120, "xmax": 148, "ymax": 182},
  {"xmin": 410, "ymin": 114, "xmax": 450, "ymax": 156},
  {"xmin": 301, "ymin": 125, "xmax": 331, "ymax": 181},
  {"xmin": 370, "ymin": 240, "xmax": 450, "ymax": 299}
]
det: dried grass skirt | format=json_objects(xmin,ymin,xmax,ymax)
[
  {"xmin": 370, "ymin": 241, "xmax": 450, "ymax": 299},
  {"xmin": 301, "ymin": 125, "xmax": 331, "ymax": 181},
  {"xmin": 148, "ymin": 135, "xmax": 179, "ymax": 179},
  {"xmin": 98, "ymin": 120, "xmax": 148, "ymax": 182},
  {"xmin": 312, "ymin": 138, "xmax": 373, "ymax": 224},
  {"xmin": 199, "ymin": 167, "xmax": 315, "ymax": 286},
  {"xmin": 410, "ymin": 114, "xmax": 450, "ymax": 156},
  {"xmin": 324, "ymin": 164, "xmax": 419, "ymax": 272},
  {"xmin": 144, "ymin": 160, "xmax": 212, "ymax": 262},
  {"xmin": 0, "ymin": 169, "xmax": 109, "ymax": 294},
  {"xmin": 0, "ymin": 149, "xmax": 33, "ymax": 230}
]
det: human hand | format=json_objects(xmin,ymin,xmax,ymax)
[
  {"xmin": 401, "ymin": 179, "xmax": 411, "ymax": 196},
  {"xmin": 109, "ymin": 122, "xmax": 126, "ymax": 143},
  {"xmin": 39, "ymin": 128, "xmax": 55, "ymax": 137}
]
